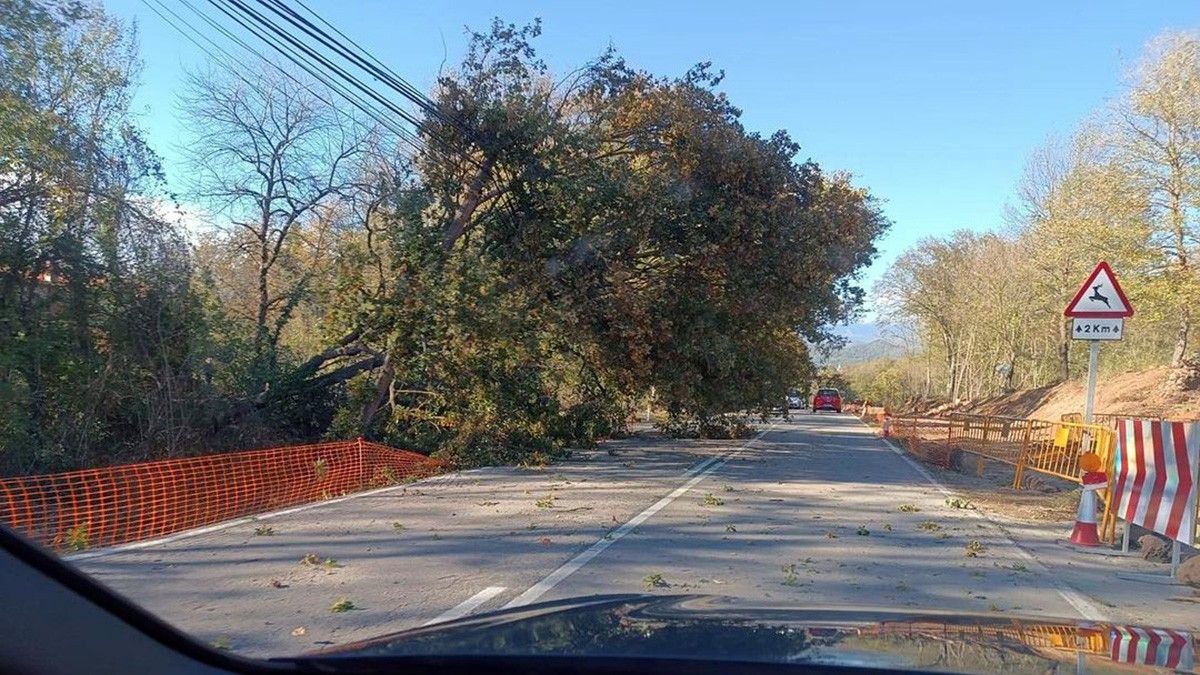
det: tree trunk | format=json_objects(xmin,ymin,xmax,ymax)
[
  {"xmin": 255, "ymin": 243, "xmax": 271, "ymax": 362},
  {"xmin": 359, "ymin": 353, "xmax": 395, "ymax": 434},
  {"xmin": 442, "ymin": 154, "xmax": 497, "ymax": 251},
  {"xmin": 1166, "ymin": 152, "xmax": 1191, "ymax": 370},
  {"xmin": 1171, "ymin": 310, "xmax": 1190, "ymax": 369},
  {"xmin": 1058, "ymin": 316, "xmax": 1070, "ymax": 381}
]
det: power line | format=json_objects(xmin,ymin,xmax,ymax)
[
  {"xmin": 208, "ymin": 0, "xmax": 427, "ymax": 134},
  {"xmin": 210, "ymin": 0, "xmax": 475, "ymax": 154},
  {"xmin": 258, "ymin": 0, "xmax": 455, "ymax": 129},
  {"xmin": 142, "ymin": 0, "xmax": 425, "ymax": 151}
]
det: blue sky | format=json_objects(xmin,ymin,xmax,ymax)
[{"xmin": 109, "ymin": 0, "xmax": 1200, "ymax": 303}]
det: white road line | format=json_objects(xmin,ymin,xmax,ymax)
[
  {"xmin": 856, "ymin": 418, "xmax": 1107, "ymax": 622},
  {"xmin": 423, "ymin": 586, "xmax": 507, "ymax": 626},
  {"xmin": 682, "ymin": 456, "xmax": 719, "ymax": 476},
  {"xmin": 503, "ymin": 425, "xmax": 776, "ymax": 609}
]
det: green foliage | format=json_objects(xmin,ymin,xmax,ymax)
[
  {"xmin": 329, "ymin": 598, "xmax": 355, "ymax": 613},
  {"xmin": 2, "ymin": 14, "xmax": 884, "ymax": 475},
  {"xmin": 781, "ymin": 563, "xmax": 800, "ymax": 586},
  {"xmin": 642, "ymin": 573, "xmax": 667, "ymax": 589},
  {"xmin": 656, "ymin": 413, "xmax": 755, "ymax": 439},
  {"xmin": 62, "ymin": 525, "xmax": 89, "ymax": 552},
  {"xmin": 0, "ymin": 3, "xmax": 207, "ymax": 473}
]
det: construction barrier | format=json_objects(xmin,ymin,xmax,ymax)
[
  {"xmin": 1111, "ymin": 419, "xmax": 1199, "ymax": 546},
  {"xmin": 0, "ymin": 439, "xmax": 440, "ymax": 552},
  {"xmin": 872, "ymin": 619, "xmax": 1108, "ymax": 657},
  {"xmin": 1110, "ymin": 626, "xmax": 1195, "ymax": 670},
  {"xmin": 1062, "ymin": 411, "xmax": 1171, "ymax": 427},
  {"xmin": 872, "ymin": 619, "xmax": 1193, "ymax": 669},
  {"xmin": 884, "ymin": 416, "xmax": 956, "ymax": 468},
  {"xmin": 888, "ymin": 413, "xmax": 1115, "ymax": 489}
]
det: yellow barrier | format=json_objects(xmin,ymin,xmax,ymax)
[
  {"xmin": 869, "ymin": 619, "xmax": 1110, "ymax": 659},
  {"xmin": 888, "ymin": 412, "xmax": 1118, "ymax": 541},
  {"xmin": 944, "ymin": 413, "xmax": 1115, "ymax": 487}
]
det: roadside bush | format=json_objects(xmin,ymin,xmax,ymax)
[{"xmin": 656, "ymin": 412, "xmax": 755, "ymax": 439}]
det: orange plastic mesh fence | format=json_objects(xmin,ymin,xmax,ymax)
[
  {"xmin": 0, "ymin": 440, "xmax": 440, "ymax": 552},
  {"xmin": 944, "ymin": 413, "xmax": 1031, "ymax": 467},
  {"xmin": 887, "ymin": 417, "xmax": 955, "ymax": 468}
]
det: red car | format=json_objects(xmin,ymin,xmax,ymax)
[{"xmin": 812, "ymin": 388, "xmax": 842, "ymax": 413}]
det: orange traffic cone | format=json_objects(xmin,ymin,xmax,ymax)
[{"xmin": 1069, "ymin": 453, "xmax": 1107, "ymax": 547}]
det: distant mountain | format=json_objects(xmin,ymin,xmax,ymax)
[
  {"xmin": 815, "ymin": 337, "xmax": 907, "ymax": 366},
  {"xmin": 831, "ymin": 321, "xmax": 881, "ymax": 343}
]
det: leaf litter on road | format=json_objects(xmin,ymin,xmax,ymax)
[{"xmin": 643, "ymin": 573, "xmax": 668, "ymax": 589}]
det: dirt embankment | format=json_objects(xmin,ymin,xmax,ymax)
[{"xmin": 912, "ymin": 367, "xmax": 1200, "ymax": 422}]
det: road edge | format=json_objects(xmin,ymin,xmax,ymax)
[{"xmin": 853, "ymin": 416, "xmax": 1109, "ymax": 622}]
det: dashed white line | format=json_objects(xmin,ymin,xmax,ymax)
[
  {"xmin": 423, "ymin": 586, "xmax": 507, "ymax": 626},
  {"xmin": 502, "ymin": 425, "xmax": 776, "ymax": 609},
  {"xmin": 683, "ymin": 456, "xmax": 719, "ymax": 476}
]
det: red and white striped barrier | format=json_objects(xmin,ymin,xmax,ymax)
[
  {"xmin": 1110, "ymin": 626, "xmax": 1194, "ymax": 670},
  {"xmin": 1112, "ymin": 419, "xmax": 1199, "ymax": 545}
]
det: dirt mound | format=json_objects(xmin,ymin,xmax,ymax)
[{"xmin": 960, "ymin": 367, "xmax": 1200, "ymax": 421}]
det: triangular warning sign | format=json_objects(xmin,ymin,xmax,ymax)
[{"xmin": 1064, "ymin": 261, "xmax": 1133, "ymax": 318}]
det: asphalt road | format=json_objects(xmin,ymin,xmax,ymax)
[{"xmin": 73, "ymin": 413, "xmax": 1096, "ymax": 657}]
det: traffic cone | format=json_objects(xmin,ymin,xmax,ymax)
[{"xmin": 1069, "ymin": 470, "xmax": 1107, "ymax": 547}]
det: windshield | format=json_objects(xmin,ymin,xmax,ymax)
[{"xmin": 2, "ymin": 1, "xmax": 1198, "ymax": 672}]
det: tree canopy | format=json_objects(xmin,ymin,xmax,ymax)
[{"xmin": 1, "ymin": 8, "xmax": 886, "ymax": 474}]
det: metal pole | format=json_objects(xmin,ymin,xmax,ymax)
[
  {"xmin": 1084, "ymin": 340, "xmax": 1100, "ymax": 424},
  {"xmin": 1121, "ymin": 521, "xmax": 1130, "ymax": 554},
  {"xmin": 1171, "ymin": 540, "xmax": 1181, "ymax": 578}
]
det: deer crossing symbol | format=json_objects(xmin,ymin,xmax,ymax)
[{"xmin": 1087, "ymin": 284, "xmax": 1110, "ymax": 308}]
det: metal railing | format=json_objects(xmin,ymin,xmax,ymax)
[
  {"xmin": 888, "ymin": 413, "xmax": 1115, "ymax": 487},
  {"xmin": 886, "ymin": 412, "xmax": 1117, "ymax": 541}
]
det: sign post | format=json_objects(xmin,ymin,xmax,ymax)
[
  {"xmin": 1084, "ymin": 341, "xmax": 1100, "ymax": 424},
  {"xmin": 1065, "ymin": 261, "xmax": 1134, "ymax": 550},
  {"xmin": 1064, "ymin": 261, "xmax": 1134, "ymax": 425}
]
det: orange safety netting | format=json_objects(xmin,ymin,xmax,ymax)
[{"xmin": 0, "ymin": 440, "xmax": 441, "ymax": 552}]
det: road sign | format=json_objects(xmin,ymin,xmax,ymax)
[
  {"xmin": 1065, "ymin": 262, "xmax": 1134, "ymax": 426},
  {"xmin": 1064, "ymin": 261, "xmax": 1133, "ymax": 318},
  {"xmin": 1071, "ymin": 318, "xmax": 1124, "ymax": 341}
]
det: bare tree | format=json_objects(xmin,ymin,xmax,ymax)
[{"xmin": 181, "ymin": 65, "xmax": 368, "ymax": 386}]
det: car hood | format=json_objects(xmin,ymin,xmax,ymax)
[{"xmin": 301, "ymin": 594, "xmax": 1196, "ymax": 673}]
